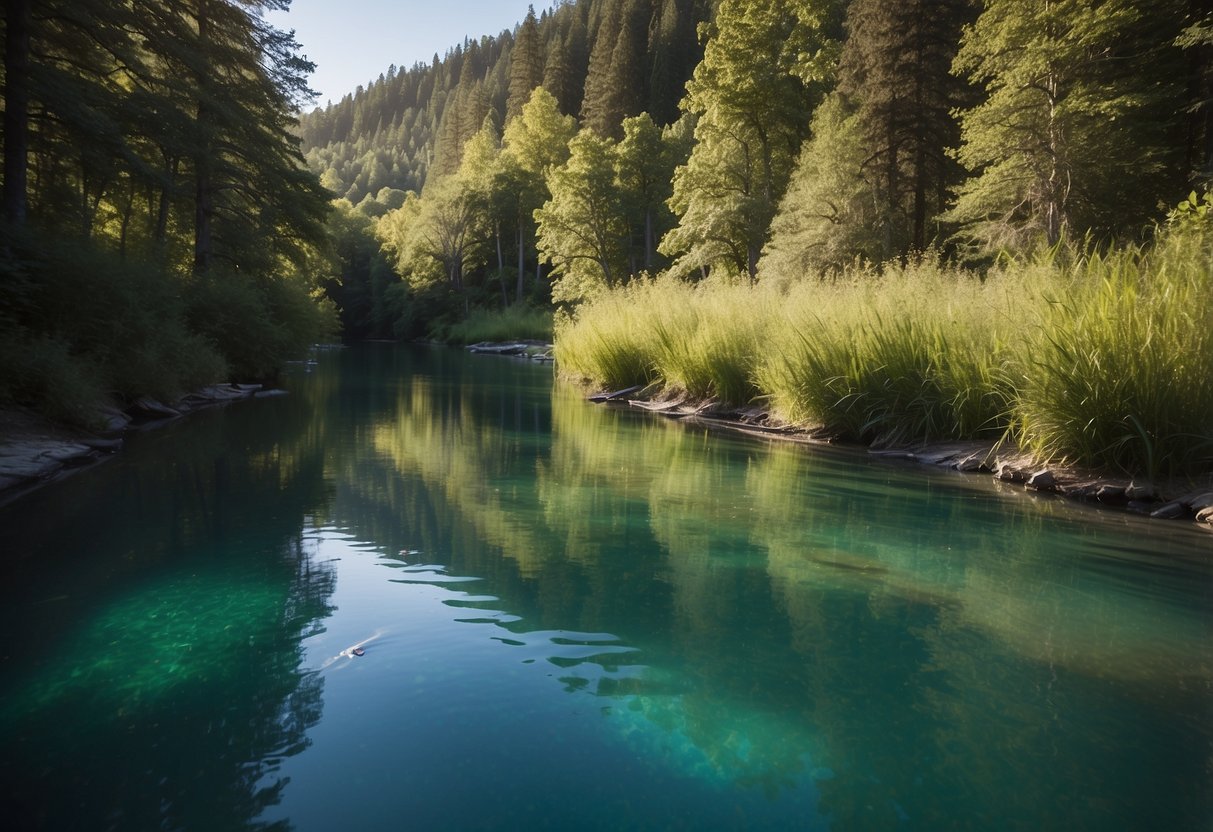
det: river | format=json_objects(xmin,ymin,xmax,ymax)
[{"xmin": 1, "ymin": 344, "xmax": 1209, "ymax": 831}]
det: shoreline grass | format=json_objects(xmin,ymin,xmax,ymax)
[
  {"xmin": 555, "ymin": 228, "xmax": 1213, "ymax": 479},
  {"xmin": 443, "ymin": 304, "xmax": 554, "ymax": 345}
]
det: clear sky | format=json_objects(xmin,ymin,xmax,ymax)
[{"xmin": 266, "ymin": 1, "xmax": 541, "ymax": 107}]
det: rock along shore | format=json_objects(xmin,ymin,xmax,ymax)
[
  {"xmin": 0, "ymin": 383, "xmax": 287, "ymax": 507},
  {"xmin": 585, "ymin": 386, "xmax": 1213, "ymax": 533}
]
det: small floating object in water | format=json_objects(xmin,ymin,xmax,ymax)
[{"xmin": 352, "ymin": 647, "xmax": 365, "ymax": 657}]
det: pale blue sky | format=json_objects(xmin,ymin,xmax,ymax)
[{"xmin": 266, "ymin": 1, "xmax": 543, "ymax": 107}]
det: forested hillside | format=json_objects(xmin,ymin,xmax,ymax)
[
  {"xmin": 298, "ymin": 0, "xmax": 712, "ymax": 211},
  {"xmin": 2, "ymin": 0, "xmax": 1211, "ymax": 450},
  {"xmin": 307, "ymin": 0, "xmax": 1211, "ymax": 343}
]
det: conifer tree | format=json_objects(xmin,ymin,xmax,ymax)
[
  {"xmin": 542, "ymin": 36, "xmax": 576, "ymax": 116},
  {"xmin": 506, "ymin": 6, "xmax": 544, "ymax": 122},
  {"xmin": 946, "ymin": 0, "xmax": 1185, "ymax": 251},
  {"xmin": 581, "ymin": 0, "xmax": 625, "ymax": 136},
  {"xmin": 836, "ymin": 0, "xmax": 975, "ymax": 257}
]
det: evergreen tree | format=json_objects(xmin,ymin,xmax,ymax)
[
  {"xmin": 946, "ymin": 0, "xmax": 1186, "ymax": 251},
  {"xmin": 836, "ymin": 0, "xmax": 975, "ymax": 258},
  {"xmin": 542, "ymin": 36, "xmax": 576, "ymax": 116},
  {"xmin": 506, "ymin": 6, "xmax": 544, "ymax": 122},
  {"xmin": 581, "ymin": 0, "xmax": 625, "ymax": 136},
  {"xmin": 760, "ymin": 93, "xmax": 879, "ymax": 276}
]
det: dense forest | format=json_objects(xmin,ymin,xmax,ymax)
[
  {"xmin": 0, "ymin": 0, "xmax": 334, "ymax": 424},
  {"xmin": 302, "ymin": 0, "xmax": 1211, "ymax": 343}
]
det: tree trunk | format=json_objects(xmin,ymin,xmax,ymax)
[
  {"xmin": 155, "ymin": 157, "xmax": 176, "ymax": 245},
  {"xmin": 193, "ymin": 0, "xmax": 214, "ymax": 273},
  {"xmin": 3, "ymin": 0, "xmax": 32, "ymax": 225},
  {"xmin": 516, "ymin": 214, "xmax": 525, "ymax": 303},
  {"xmin": 496, "ymin": 221, "xmax": 508, "ymax": 307}
]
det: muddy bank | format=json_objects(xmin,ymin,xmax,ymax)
[
  {"xmin": 586, "ymin": 388, "xmax": 1213, "ymax": 532},
  {"xmin": 0, "ymin": 383, "xmax": 287, "ymax": 507}
]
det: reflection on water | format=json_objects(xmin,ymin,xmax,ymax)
[
  {"xmin": 1, "ymin": 345, "xmax": 1210, "ymax": 831},
  {"xmin": 0, "ymin": 387, "xmax": 336, "ymax": 831}
]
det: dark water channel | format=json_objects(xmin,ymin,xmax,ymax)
[{"xmin": 1, "ymin": 345, "xmax": 1210, "ymax": 831}]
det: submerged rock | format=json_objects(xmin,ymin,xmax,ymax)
[{"xmin": 1150, "ymin": 501, "xmax": 1187, "ymax": 520}]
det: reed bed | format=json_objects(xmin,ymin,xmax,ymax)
[{"xmin": 555, "ymin": 228, "xmax": 1213, "ymax": 478}]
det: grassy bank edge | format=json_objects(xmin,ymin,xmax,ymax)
[{"xmin": 555, "ymin": 228, "xmax": 1213, "ymax": 490}]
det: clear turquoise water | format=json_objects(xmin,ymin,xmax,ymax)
[{"xmin": 1, "ymin": 344, "xmax": 1210, "ymax": 831}]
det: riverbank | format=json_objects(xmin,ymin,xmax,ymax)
[
  {"xmin": 556, "ymin": 228, "xmax": 1212, "ymax": 488},
  {"xmin": 581, "ymin": 389, "xmax": 1213, "ymax": 531},
  {"xmin": 0, "ymin": 384, "xmax": 286, "ymax": 507}
]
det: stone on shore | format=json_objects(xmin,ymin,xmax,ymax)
[{"xmin": 1026, "ymin": 470, "xmax": 1057, "ymax": 491}]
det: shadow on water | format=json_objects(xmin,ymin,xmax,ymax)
[{"xmin": 0, "ymin": 379, "xmax": 339, "ymax": 831}]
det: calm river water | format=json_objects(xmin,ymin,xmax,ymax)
[{"xmin": 1, "ymin": 345, "xmax": 1210, "ymax": 831}]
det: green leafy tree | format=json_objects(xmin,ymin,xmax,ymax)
[
  {"xmin": 615, "ymin": 113, "xmax": 685, "ymax": 272},
  {"xmin": 535, "ymin": 130, "xmax": 629, "ymax": 302},
  {"xmin": 499, "ymin": 87, "xmax": 578, "ymax": 300},
  {"xmin": 660, "ymin": 0, "xmax": 841, "ymax": 280}
]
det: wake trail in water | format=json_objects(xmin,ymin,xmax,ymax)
[{"xmin": 317, "ymin": 628, "xmax": 388, "ymax": 672}]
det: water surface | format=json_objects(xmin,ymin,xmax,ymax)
[{"xmin": 1, "ymin": 345, "xmax": 1210, "ymax": 831}]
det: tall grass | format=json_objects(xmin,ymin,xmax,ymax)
[
  {"xmin": 1011, "ymin": 231, "xmax": 1213, "ymax": 479},
  {"xmin": 444, "ymin": 304, "xmax": 554, "ymax": 345},
  {"xmin": 759, "ymin": 262, "xmax": 1019, "ymax": 444},
  {"xmin": 555, "ymin": 226, "xmax": 1213, "ymax": 478},
  {"xmin": 555, "ymin": 277, "xmax": 770, "ymax": 402}
]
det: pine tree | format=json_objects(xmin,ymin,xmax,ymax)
[
  {"xmin": 506, "ymin": 6, "xmax": 544, "ymax": 122},
  {"xmin": 832, "ymin": 0, "xmax": 976, "ymax": 258},
  {"xmin": 946, "ymin": 0, "xmax": 1186, "ymax": 251},
  {"xmin": 760, "ymin": 93, "xmax": 879, "ymax": 277},
  {"xmin": 542, "ymin": 36, "xmax": 576, "ymax": 116},
  {"xmin": 581, "ymin": 0, "xmax": 625, "ymax": 136}
]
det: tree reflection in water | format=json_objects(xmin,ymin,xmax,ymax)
[{"xmin": 0, "ymin": 384, "xmax": 337, "ymax": 831}]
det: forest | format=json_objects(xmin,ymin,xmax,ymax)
[
  {"xmin": 0, "ymin": 0, "xmax": 333, "ymax": 424},
  {"xmin": 2, "ymin": 0, "xmax": 1212, "ymax": 475},
  {"xmin": 302, "ymin": 0, "xmax": 1211, "ymax": 340}
]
